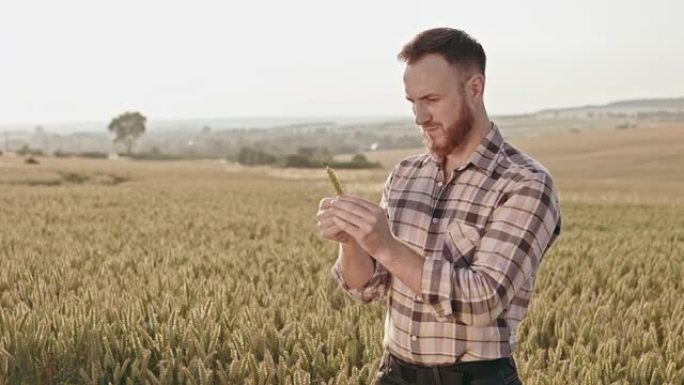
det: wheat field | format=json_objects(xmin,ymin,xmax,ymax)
[{"xmin": 1, "ymin": 124, "xmax": 683, "ymax": 384}]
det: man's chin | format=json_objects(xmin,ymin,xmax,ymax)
[{"xmin": 423, "ymin": 135, "xmax": 452, "ymax": 158}]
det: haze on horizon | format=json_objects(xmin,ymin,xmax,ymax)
[{"xmin": 1, "ymin": 0, "xmax": 683, "ymax": 127}]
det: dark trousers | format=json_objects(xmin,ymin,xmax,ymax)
[{"xmin": 375, "ymin": 353, "xmax": 522, "ymax": 385}]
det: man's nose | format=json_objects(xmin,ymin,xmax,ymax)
[{"xmin": 414, "ymin": 104, "xmax": 432, "ymax": 126}]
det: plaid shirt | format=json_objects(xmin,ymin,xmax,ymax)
[{"xmin": 331, "ymin": 122, "xmax": 562, "ymax": 365}]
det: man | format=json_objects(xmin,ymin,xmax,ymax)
[{"xmin": 316, "ymin": 28, "xmax": 561, "ymax": 385}]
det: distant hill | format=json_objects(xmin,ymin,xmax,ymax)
[
  {"xmin": 535, "ymin": 96, "xmax": 684, "ymax": 118},
  {"xmin": 605, "ymin": 97, "xmax": 684, "ymax": 109},
  {"xmin": 2, "ymin": 96, "xmax": 682, "ymax": 135}
]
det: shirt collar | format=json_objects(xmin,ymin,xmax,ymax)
[{"xmin": 421, "ymin": 121, "xmax": 504, "ymax": 176}]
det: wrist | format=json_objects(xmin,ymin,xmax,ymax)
[
  {"xmin": 375, "ymin": 236, "xmax": 400, "ymax": 264},
  {"xmin": 340, "ymin": 238, "xmax": 359, "ymax": 249},
  {"xmin": 340, "ymin": 239, "xmax": 365, "ymax": 256}
]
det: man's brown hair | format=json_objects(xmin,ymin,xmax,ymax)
[{"xmin": 398, "ymin": 28, "xmax": 486, "ymax": 77}]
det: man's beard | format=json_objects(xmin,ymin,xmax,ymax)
[{"xmin": 421, "ymin": 100, "xmax": 475, "ymax": 161}]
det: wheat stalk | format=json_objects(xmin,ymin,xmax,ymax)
[{"xmin": 325, "ymin": 165, "xmax": 343, "ymax": 195}]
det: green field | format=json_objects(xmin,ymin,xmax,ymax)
[{"xmin": 1, "ymin": 124, "xmax": 683, "ymax": 385}]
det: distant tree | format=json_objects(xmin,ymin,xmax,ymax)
[
  {"xmin": 108, "ymin": 111, "xmax": 146, "ymax": 154},
  {"xmin": 283, "ymin": 154, "xmax": 314, "ymax": 168},
  {"xmin": 17, "ymin": 144, "xmax": 31, "ymax": 156},
  {"xmin": 17, "ymin": 144, "xmax": 42, "ymax": 157},
  {"xmin": 352, "ymin": 153, "xmax": 368, "ymax": 163},
  {"xmin": 236, "ymin": 147, "xmax": 277, "ymax": 166},
  {"xmin": 296, "ymin": 146, "xmax": 316, "ymax": 158},
  {"xmin": 201, "ymin": 125, "xmax": 212, "ymax": 134}
]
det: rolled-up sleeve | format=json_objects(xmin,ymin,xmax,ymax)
[
  {"xmin": 330, "ymin": 256, "xmax": 390, "ymax": 304},
  {"xmin": 421, "ymin": 171, "xmax": 562, "ymax": 325},
  {"xmin": 329, "ymin": 168, "xmax": 395, "ymax": 304}
]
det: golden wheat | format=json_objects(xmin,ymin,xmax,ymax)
[
  {"xmin": 0, "ymin": 156, "xmax": 682, "ymax": 385},
  {"xmin": 325, "ymin": 165, "xmax": 343, "ymax": 196}
]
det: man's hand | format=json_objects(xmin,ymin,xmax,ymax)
[
  {"xmin": 328, "ymin": 195, "xmax": 397, "ymax": 256},
  {"xmin": 330, "ymin": 194, "xmax": 424, "ymax": 296},
  {"xmin": 316, "ymin": 197, "xmax": 354, "ymax": 244}
]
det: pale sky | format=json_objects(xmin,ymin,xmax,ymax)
[{"xmin": 1, "ymin": 0, "xmax": 683, "ymax": 125}]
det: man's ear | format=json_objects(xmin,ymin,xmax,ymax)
[{"xmin": 465, "ymin": 73, "xmax": 485, "ymax": 102}]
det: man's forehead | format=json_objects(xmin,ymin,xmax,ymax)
[{"xmin": 403, "ymin": 55, "xmax": 459, "ymax": 94}]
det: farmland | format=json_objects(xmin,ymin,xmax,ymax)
[{"xmin": 1, "ymin": 123, "xmax": 683, "ymax": 384}]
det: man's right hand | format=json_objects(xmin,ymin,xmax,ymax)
[{"xmin": 316, "ymin": 197, "xmax": 354, "ymax": 244}]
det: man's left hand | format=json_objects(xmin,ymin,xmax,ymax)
[{"xmin": 329, "ymin": 195, "xmax": 397, "ymax": 257}]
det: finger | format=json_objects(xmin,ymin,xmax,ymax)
[
  {"xmin": 331, "ymin": 199, "xmax": 374, "ymax": 220},
  {"xmin": 320, "ymin": 226, "xmax": 345, "ymax": 239},
  {"xmin": 328, "ymin": 202, "xmax": 372, "ymax": 223},
  {"xmin": 332, "ymin": 207, "xmax": 372, "ymax": 231},
  {"xmin": 332, "ymin": 216, "xmax": 361, "ymax": 238},
  {"xmin": 318, "ymin": 217, "xmax": 342, "ymax": 231},
  {"xmin": 317, "ymin": 197, "xmax": 344, "ymax": 219},
  {"xmin": 319, "ymin": 197, "xmax": 336, "ymax": 209},
  {"xmin": 316, "ymin": 208, "xmax": 336, "ymax": 221},
  {"xmin": 338, "ymin": 195, "xmax": 380, "ymax": 213}
]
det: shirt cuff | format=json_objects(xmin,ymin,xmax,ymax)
[{"xmin": 330, "ymin": 258, "xmax": 384, "ymax": 304}]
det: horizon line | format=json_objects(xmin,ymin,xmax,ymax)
[{"xmin": 1, "ymin": 94, "xmax": 682, "ymax": 129}]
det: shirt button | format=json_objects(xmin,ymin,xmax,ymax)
[
  {"xmin": 411, "ymin": 335, "xmax": 418, "ymax": 341},
  {"xmin": 432, "ymin": 218, "xmax": 438, "ymax": 224}
]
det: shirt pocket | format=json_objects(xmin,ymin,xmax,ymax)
[{"xmin": 443, "ymin": 219, "xmax": 483, "ymax": 266}]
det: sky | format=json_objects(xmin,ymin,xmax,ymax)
[{"xmin": 1, "ymin": 0, "xmax": 683, "ymax": 126}]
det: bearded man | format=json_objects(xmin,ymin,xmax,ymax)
[{"xmin": 316, "ymin": 27, "xmax": 562, "ymax": 385}]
